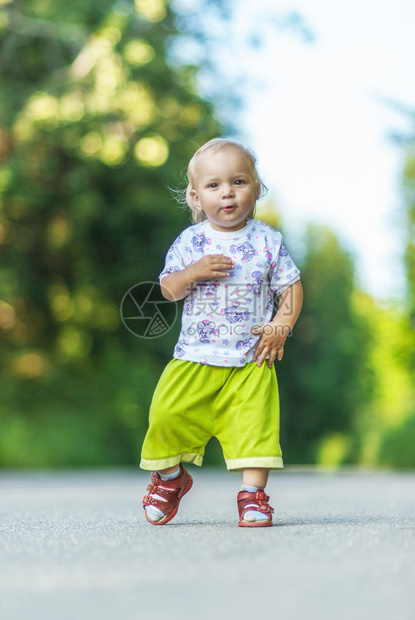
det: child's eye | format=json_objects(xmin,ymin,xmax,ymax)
[
  {"xmin": 208, "ymin": 182, "xmax": 218, "ymax": 188},
  {"xmin": 234, "ymin": 179, "xmax": 246, "ymax": 185}
]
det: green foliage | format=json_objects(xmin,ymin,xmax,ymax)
[
  {"xmin": 377, "ymin": 413, "xmax": 415, "ymax": 469},
  {"xmin": 0, "ymin": 342, "xmax": 163, "ymax": 467},
  {"xmin": 350, "ymin": 294, "xmax": 415, "ymax": 465},
  {"xmin": 0, "ymin": 0, "xmax": 221, "ymax": 467},
  {"xmin": 374, "ymin": 120, "xmax": 415, "ymax": 471},
  {"xmin": 403, "ymin": 141, "xmax": 415, "ymax": 315},
  {"xmin": 277, "ymin": 225, "xmax": 371, "ymax": 464}
]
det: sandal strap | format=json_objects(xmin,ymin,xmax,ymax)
[{"xmin": 237, "ymin": 489, "xmax": 274, "ymax": 520}]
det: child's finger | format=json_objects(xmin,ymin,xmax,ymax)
[
  {"xmin": 213, "ymin": 260, "xmax": 234, "ymax": 271},
  {"xmin": 254, "ymin": 342, "xmax": 269, "ymax": 366},
  {"xmin": 252, "ymin": 341, "xmax": 263, "ymax": 361},
  {"xmin": 269, "ymin": 346, "xmax": 284, "ymax": 364},
  {"xmin": 210, "ymin": 255, "xmax": 234, "ymax": 265},
  {"xmin": 212, "ymin": 271, "xmax": 232, "ymax": 278}
]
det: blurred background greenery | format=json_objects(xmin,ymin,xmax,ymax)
[{"xmin": 0, "ymin": 0, "xmax": 414, "ymax": 469}]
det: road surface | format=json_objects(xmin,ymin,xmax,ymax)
[{"xmin": 1, "ymin": 468, "xmax": 414, "ymax": 620}]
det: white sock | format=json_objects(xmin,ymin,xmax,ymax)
[
  {"xmin": 241, "ymin": 485, "xmax": 269, "ymax": 522},
  {"xmin": 145, "ymin": 467, "xmax": 181, "ymax": 522},
  {"xmin": 146, "ymin": 504, "xmax": 164, "ymax": 521},
  {"xmin": 242, "ymin": 484, "xmax": 259, "ymax": 493}
]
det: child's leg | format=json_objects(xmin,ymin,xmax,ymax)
[{"xmin": 242, "ymin": 467, "xmax": 269, "ymax": 488}]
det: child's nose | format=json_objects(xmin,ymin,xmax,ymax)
[{"xmin": 222, "ymin": 184, "xmax": 234, "ymax": 198}]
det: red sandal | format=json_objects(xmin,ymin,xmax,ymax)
[
  {"xmin": 143, "ymin": 464, "xmax": 193, "ymax": 525},
  {"xmin": 237, "ymin": 489, "xmax": 274, "ymax": 527}
]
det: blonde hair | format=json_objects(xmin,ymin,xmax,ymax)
[{"xmin": 179, "ymin": 138, "xmax": 268, "ymax": 224}]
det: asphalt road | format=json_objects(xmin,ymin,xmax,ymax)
[{"xmin": 1, "ymin": 468, "xmax": 414, "ymax": 620}]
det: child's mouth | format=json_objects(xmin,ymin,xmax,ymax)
[{"xmin": 222, "ymin": 206, "xmax": 236, "ymax": 212}]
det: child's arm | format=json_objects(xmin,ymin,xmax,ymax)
[
  {"xmin": 161, "ymin": 255, "xmax": 235, "ymax": 301},
  {"xmin": 251, "ymin": 280, "xmax": 303, "ymax": 368}
]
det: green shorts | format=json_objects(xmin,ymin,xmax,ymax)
[{"xmin": 140, "ymin": 359, "xmax": 283, "ymax": 471}]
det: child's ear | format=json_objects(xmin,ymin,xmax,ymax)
[{"xmin": 190, "ymin": 189, "xmax": 203, "ymax": 211}]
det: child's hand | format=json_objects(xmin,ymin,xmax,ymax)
[
  {"xmin": 191, "ymin": 255, "xmax": 235, "ymax": 281},
  {"xmin": 161, "ymin": 255, "xmax": 234, "ymax": 301},
  {"xmin": 251, "ymin": 323, "xmax": 291, "ymax": 368}
]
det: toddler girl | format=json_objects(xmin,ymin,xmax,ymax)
[{"xmin": 141, "ymin": 138, "xmax": 303, "ymax": 527}]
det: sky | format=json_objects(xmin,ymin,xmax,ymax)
[{"xmin": 227, "ymin": 0, "xmax": 415, "ymax": 302}]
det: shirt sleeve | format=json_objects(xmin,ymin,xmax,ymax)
[
  {"xmin": 268, "ymin": 235, "xmax": 301, "ymax": 296},
  {"xmin": 159, "ymin": 232, "xmax": 188, "ymax": 281}
]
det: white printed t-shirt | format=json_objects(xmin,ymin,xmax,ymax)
[{"xmin": 160, "ymin": 219, "xmax": 301, "ymax": 367}]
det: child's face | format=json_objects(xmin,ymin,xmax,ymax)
[{"xmin": 191, "ymin": 147, "xmax": 258, "ymax": 232}]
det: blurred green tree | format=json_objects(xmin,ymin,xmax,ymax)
[
  {"xmin": 402, "ymin": 132, "xmax": 415, "ymax": 316},
  {"xmin": 277, "ymin": 225, "xmax": 371, "ymax": 464},
  {"xmin": 369, "ymin": 117, "xmax": 415, "ymax": 469},
  {"xmin": 0, "ymin": 0, "xmax": 222, "ymax": 466},
  {"xmin": 352, "ymin": 292, "xmax": 415, "ymax": 468}
]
